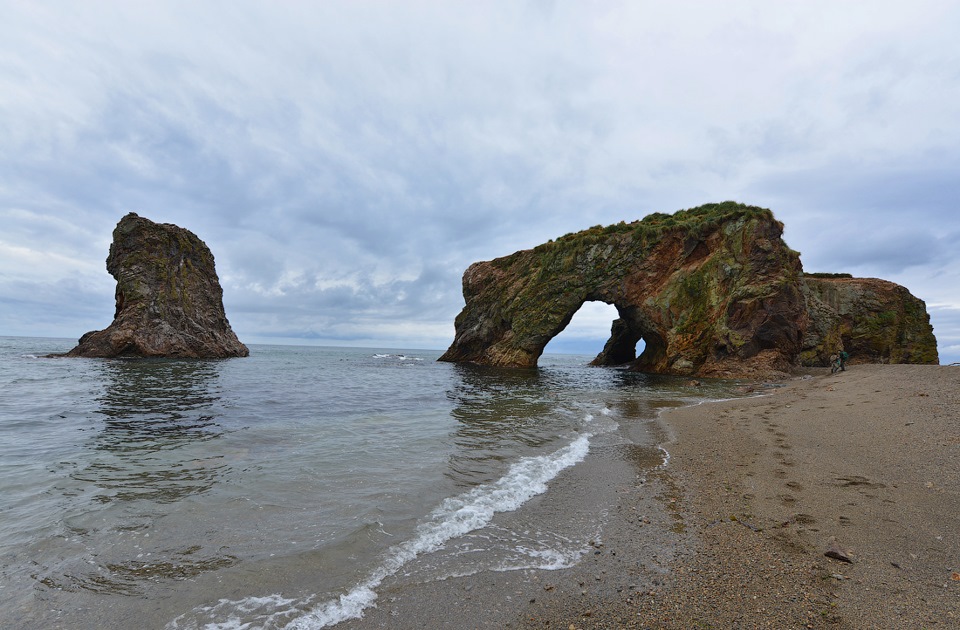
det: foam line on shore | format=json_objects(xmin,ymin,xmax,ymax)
[
  {"xmin": 169, "ymin": 431, "xmax": 593, "ymax": 629},
  {"xmin": 653, "ymin": 389, "xmax": 773, "ymax": 473},
  {"xmin": 287, "ymin": 433, "xmax": 592, "ymax": 628}
]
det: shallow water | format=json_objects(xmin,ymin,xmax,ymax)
[{"xmin": 0, "ymin": 337, "xmax": 740, "ymax": 629}]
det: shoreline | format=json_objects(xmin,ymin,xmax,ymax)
[
  {"xmin": 629, "ymin": 363, "xmax": 960, "ymax": 628},
  {"xmin": 337, "ymin": 364, "xmax": 959, "ymax": 628},
  {"xmin": 336, "ymin": 401, "xmax": 687, "ymax": 630}
]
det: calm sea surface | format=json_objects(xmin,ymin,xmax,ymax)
[{"xmin": 0, "ymin": 336, "xmax": 740, "ymax": 629}]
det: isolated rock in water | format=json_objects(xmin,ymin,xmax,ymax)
[
  {"xmin": 439, "ymin": 202, "xmax": 937, "ymax": 377},
  {"xmin": 66, "ymin": 213, "xmax": 249, "ymax": 358}
]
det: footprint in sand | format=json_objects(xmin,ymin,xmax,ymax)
[{"xmin": 834, "ymin": 476, "xmax": 886, "ymax": 489}]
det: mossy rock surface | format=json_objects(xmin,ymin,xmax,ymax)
[
  {"xmin": 799, "ymin": 277, "xmax": 937, "ymax": 366},
  {"xmin": 441, "ymin": 202, "xmax": 938, "ymax": 377},
  {"xmin": 66, "ymin": 213, "xmax": 249, "ymax": 359}
]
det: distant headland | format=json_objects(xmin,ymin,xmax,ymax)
[{"xmin": 440, "ymin": 202, "xmax": 938, "ymax": 378}]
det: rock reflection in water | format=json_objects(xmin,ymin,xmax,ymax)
[
  {"xmin": 34, "ymin": 544, "xmax": 239, "ymax": 597},
  {"xmin": 71, "ymin": 359, "xmax": 228, "ymax": 504},
  {"xmin": 445, "ymin": 364, "xmax": 562, "ymax": 488},
  {"xmin": 24, "ymin": 358, "xmax": 244, "ymax": 601},
  {"xmin": 442, "ymin": 360, "xmax": 725, "ymax": 491}
]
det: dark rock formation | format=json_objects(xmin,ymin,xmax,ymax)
[
  {"xmin": 439, "ymin": 202, "xmax": 937, "ymax": 377},
  {"xmin": 66, "ymin": 213, "xmax": 249, "ymax": 358}
]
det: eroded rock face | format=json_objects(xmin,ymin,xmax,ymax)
[
  {"xmin": 800, "ymin": 275, "xmax": 937, "ymax": 366},
  {"xmin": 439, "ymin": 202, "xmax": 938, "ymax": 377},
  {"xmin": 66, "ymin": 213, "xmax": 249, "ymax": 359}
]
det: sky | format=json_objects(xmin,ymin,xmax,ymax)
[{"xmin": 2, "ymin": 1, "xmax": 959, "ymax": 363}]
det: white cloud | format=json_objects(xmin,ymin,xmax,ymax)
[{"xmin": 1, "ymin": 1, "xmax": 958, "ymax": 359}]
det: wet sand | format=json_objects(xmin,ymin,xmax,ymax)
[{"xmin": 341, "ymin": 364, "xmax": 960, "ymax": 629}]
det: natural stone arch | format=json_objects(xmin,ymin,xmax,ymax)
[
  {"xmin": 439, "ymin": 203, "xmax": 807, "ymax": 376},
  {"xmin": 439, "ymin": 202, "xmax": 938, "ymax": 377}
]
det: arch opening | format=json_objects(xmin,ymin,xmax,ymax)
[
  {"xmin": 588, "ymin": 305, "xmax": 663, "ymax": 369},
  {"xmin": 542, "ymin": 301, "xmax": 646, "ymax": 362}
]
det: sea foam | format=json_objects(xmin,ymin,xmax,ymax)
[
  {"xmin": 173, "ymin": 433, "xmax": 592, "ymax": 629},
  {"xmin": 286, "ymin": 433, "xmax": 591, "ymax": 628}
]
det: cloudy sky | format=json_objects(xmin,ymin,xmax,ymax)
[{"xmin": 2, "ymin": 1, "xmax": 959, "ymax": 363}]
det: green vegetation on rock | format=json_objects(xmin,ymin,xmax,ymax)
[
  {"xmin": 442, "ymin": 202, "xmax": 937, "ymax": 376},
  {"xmin": 66, "ymin": 213, "xmax": 248, "ymax": 359}
]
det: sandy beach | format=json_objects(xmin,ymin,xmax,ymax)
[{"xmin": 340, "ymin": 364, "xmax": 960, "ymax": 629}]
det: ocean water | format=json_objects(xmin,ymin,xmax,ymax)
[{"xmin": 0, "ymin": 336, "xmax": 740, "ymax": 629}]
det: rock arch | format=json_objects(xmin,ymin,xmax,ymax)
[{"xmin": 439, "ymin": 202, "xmax": 937, "ymax": 377}]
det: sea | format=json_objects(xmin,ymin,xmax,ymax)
[{"xmin": 0, "ymin": 336, "xmax": 743, "ymax": 629}]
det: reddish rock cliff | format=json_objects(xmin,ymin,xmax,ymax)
[
  {"xmin": 800, "ymin": 275, "xmax": 937, "ymax": 366},
  {"xmin": 440, "ymin": 202, "xmax": 937, "ymax": 377}
]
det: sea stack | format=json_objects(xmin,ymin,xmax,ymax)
[
  {"xmin": 439, "ymin": 202, "xmax": 937, "ymax": 377},
  {"xmin": 66, "ymin": 213, "xmax": 249, "ymax": 358}
]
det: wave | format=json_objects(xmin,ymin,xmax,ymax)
[
  {"xmin": 170, "ymin": 433, "xmax": 592, "ymax": 629},
  {"xmin": 371, "ymin": 353, "xmax": 423, "ymax": 361}
]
